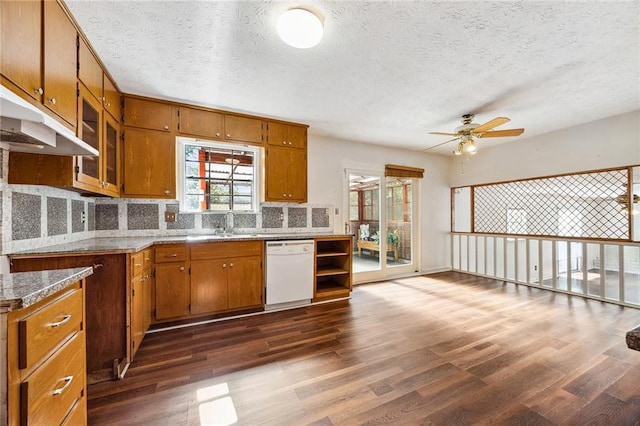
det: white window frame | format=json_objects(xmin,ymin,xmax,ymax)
[{"xmin": 176, "ymin": 137, "xmax": 261, "ymax": 213}]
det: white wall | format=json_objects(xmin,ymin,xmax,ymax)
[
  {"xmin": 450, "ymin": 110, "xmax": 640, "ymax": 187},
  {"xmin": 307, "ymin": 135, "xmax": 452, "ymax": 273}
]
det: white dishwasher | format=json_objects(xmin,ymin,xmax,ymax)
[{"xmin": 265, "ymin": 240, "xmax": 315, "ymax": 310}]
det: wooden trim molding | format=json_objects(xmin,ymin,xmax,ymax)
[{"xmin": 385, "ymin": 164, "xmax": 424, "ymax": 178}]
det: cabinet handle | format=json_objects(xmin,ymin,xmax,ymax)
[
  {"xmin": 52, "ymin": 376, "xmax": 74, "ymax": 396},
  {"xmin": 102, "ymin": 96, "xmax": 106, "ymax": 102},
  {"xmin": 93, "ymin": 263, "xmax": 104, "ymax": 269},
  {"xmin": 229, "ymin": 262, "xmax": 234, "ymax": 267},
  {"xmin": 226, "ymin": 134, "xmax": 231, "ymax": 138},
  {"xmin": 164, "ymin": 125, "xmax": 169, "ymax": 130},
  {"xmin": 34, "ymin": 87, "xmax": 43, "ymax": 95},
  {"xmin": 164, "ymin": 190, "xmax": 171, "ymax": 195},
  {"xmin": 222, "ymin": 263, "xmax": 227, "ymax": 268},
  {"xmin": 135, "ymin": 263, "xmax": 143, "ymax": 267},
  {"xmin": 215, "ymin": 132, "xmax": 221, "ymax": 137},
  {"xmin": 282, "ymin": 141, "xmax": 287, "ymax": 145},
  {"xmin": 179, "ymin": 266, "xmax": 185, "ymax": 271},
  {"xmin": 48, "ymin": 97, "xmax": 56, "ymax": 105},
  {"xmin": 288, "ymin": 141, "xmax": 292, "ymax": 146},
  {"xmin": 106, "ymin": 102, "xmax": 111, "ymax": 107},
  {"xmin": 165, "ymin": 254, "xmax": 178, "ymax": 258},
  {"xmin": 48, "ymin": 314, "xmax": 72, "ymax": 328},
  {"xmin": 288, "ymin": 194, "xmax": 292, "ymax": 198}
]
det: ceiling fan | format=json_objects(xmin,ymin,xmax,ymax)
[{"xmin": 426, "ymin": 114, "xmax": 525, "ymax": 155}]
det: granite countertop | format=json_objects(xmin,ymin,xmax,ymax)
[
  {"xmin": 627, "ymin": 325, "xmax": 640, "ymax": 351},
  {"xmin": 8, "ymin": 233, "xmax": 354, "ymax": 257},
  {"xmin": 0, "ymin": 267, "xmax": 94, "ymax": 312}
]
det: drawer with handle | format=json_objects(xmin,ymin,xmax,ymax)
[
  {"xmin": 155, "ymin": 245, "xmax": 188, "ymax": 263},
  {"xmin": 18, "ymin": 288, "xmax": 83, "ymax": 371},
  {"xmin": 20, "ymin": 330, "xmax": 85, "ymax": 425}
]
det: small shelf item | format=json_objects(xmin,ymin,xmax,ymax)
[{"xmin": 313, "ymin": 236, "xmax": 352, "ymax": 302}]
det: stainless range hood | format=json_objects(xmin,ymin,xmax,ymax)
[{"xmin": 0, "ymin": 84, "xmax": 99, "ymax": 156}]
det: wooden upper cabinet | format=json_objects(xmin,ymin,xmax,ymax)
[
  {"xmin": 79, "ymin": 38, "xmax": 121, "ymax": 121},
  {"xmin": 124, "ymin": 97, "xmax": 173, "ymax": 131},
  {"xmin": 265, "ymin": 145, "xmax": 307, "ymax": 203},
  {"xmin": 267, "ymin": 122, "xmax": 307, "ymax": 149},
  {"xmin": 177, "ymin": 106, "xmax": 223, "ymax": 140},
  {"xmin": 0, "ymin": 0, "xmax": 42, "ymax": 101},
  {"xmin": 122, "ymin": 127, "xmax": 175, "ymax": 198},
  {"xmin": 42, "ymin": 0, "xmax": 77, "ymax": 125},
  {"xmin": 224, "ymin": 115, "xmax": 264, "ymax": 144},
  {"xmin": 78, "ymin": 37, "xmax": 103, "ymax": 104},
  {"xmin": 103, "ymin": 75, "xmax": 121, "ymax": 120}
]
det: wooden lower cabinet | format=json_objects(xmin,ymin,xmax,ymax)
[
  {"xmin": 6, "ymin": 279, "xmax": 87, "ymax": 426},
  {"xmin": 10, "ymin": 254, "xmax": 129, "ymax": 383},
  {"xmin": 153, "ymin": 241, "xmax": 264, "ymax": 323},
  {"xmin": 155, "ymin": 262, "xmax": 190, "ymax": 320},
  {"xmin": 130, "ymin": 248, "xmax": 152, "ymax": 358}
]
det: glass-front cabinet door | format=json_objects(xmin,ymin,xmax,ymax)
[
  {"xmin": 102, "ymin": 113, "xmax": 120, "ymax": 196},
  {"xmin": 76, "ymin": 84, "xmax": 102, "ymax": 190}
]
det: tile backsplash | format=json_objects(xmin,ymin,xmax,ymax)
[{"xmin": 0, "ymin": 167, "xmax": 334, "ymax": 254}]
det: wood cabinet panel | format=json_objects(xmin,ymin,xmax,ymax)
[
  {"xmin": 0, "ymin": 0, "xmax": 42, "ymax": 101},
  {"xmin": 103, "ymin": 74, "xmax": 121, "ymax": 120},
  {"xmin": 124, "ymin": 97, "xmax": 173, "ymax": 131},
  {"xmin": 42, "ymin": 0, "xmax": 77, "ymax": 125},
  {"xmin": 78, "ymin": 37, "xmax": 103, "ymax": 104},
  {"xmin": 267, "ymin": 122, "xmax": 307, "ymax": 149},
  {"xmin": 155, "ymin": 262, "xmax": 190, "ymax": 320},
  {"xmin": 20, "ymin": 331, "xmax": 85, "ymax": 426},
  {"xmin": 224, "ymin": 115, "xmax": 264, "ymax": 144},
  {"xmin": 191, "ymin": 241, "xmax": 262, "ymax": 260},
  {"xmin": 122, "ymin": 128, "xmax": 175, "ymax": 198},
  {"xmin": 228, "ymin": 256, "xmax": 263, "ymax": 309},
  {"xmin": 155, "ymin": 245, "xmax": 189, "ymax": 263},
  {"xmin": 265, "ymin": 145, "xmax": 307, "ymax": 202},
  {"xmin": 18, "ymin": 288, "xmax": 83, "ymax": 371},
  {"xmin": 178, "ymin": 106, "xmax": 223, "ymax": 139},
  {"xmin": 190, "ymin": 260, "xmax": 228, "ymax": 314}
]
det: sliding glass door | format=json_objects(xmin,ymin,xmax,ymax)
[{"xmin": 348, "ymin": 170, "xmax": 418, "ymax": 283}]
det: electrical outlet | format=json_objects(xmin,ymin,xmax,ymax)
[
  {"xmin": 165, "ymin": 211, "xmax": 177, "ymax": 222},
  {"xmin": 81, "ymin": 211, "xmax": 86, "ymax": 224}
]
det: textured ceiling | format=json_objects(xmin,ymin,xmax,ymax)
[{"xmin": 66, "ymin": 0, "xmax": 640, "ymax": 154}]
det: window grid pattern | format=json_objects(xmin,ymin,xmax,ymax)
[
  {"xmin": 184, "ymin": 145, "xmax": 255, "ymax": 212},
  {"xmin": 474, "ymin": 169, "xmax": 629, "ymax": 240}
]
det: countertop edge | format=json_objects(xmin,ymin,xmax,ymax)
[{"xmin": 1, "ymin": 266, "xmax": 94, "ymax": 312}]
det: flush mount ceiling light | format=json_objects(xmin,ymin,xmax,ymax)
[{"xmin": 277, "ymin": 8, "xmax": 324, "ymax": 49}]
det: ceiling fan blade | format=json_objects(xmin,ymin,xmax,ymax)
[
  {"xmin": 429, "ymin": 132, "xmax": 459, "ymax": 136},
  {"xmin": 477, "ymin": 128, "xmax": 525, "ymax": 138},
  {"xmin": 472, "ymin": 117, "xmax": 510, "ymax": 133},
  {"xmin": 423, "ymin": 136, "xmax": 462, "ymax": 151}
]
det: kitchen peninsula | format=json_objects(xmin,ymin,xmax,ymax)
[{"xmin": 1, "ymin": 267, "xmax": 94, "ymax": 426}]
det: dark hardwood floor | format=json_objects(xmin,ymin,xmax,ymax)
[{"xmin": 87, "ymin": 272, "xmax": 640, "ymax": 425}]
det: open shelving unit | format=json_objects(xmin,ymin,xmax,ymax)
[{"xmin": 314, "ymin": 236, "xmax": 353, "ymax": 302}]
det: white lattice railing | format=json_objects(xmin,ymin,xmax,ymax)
[{"xmin": 452, "ymin": 233, "xmax": 640, "ymax": 308}]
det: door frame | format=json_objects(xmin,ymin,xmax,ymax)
[{"xmin": 345, "ymin": 168, "xmax": 420, "ymax": 284}]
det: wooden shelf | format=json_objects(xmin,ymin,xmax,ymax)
[
  {"xmin": 316, "ymin": 266, "xmax": 349, "ymax": 277},
  {"xmin": 314, "ymin": 237, "xmax": 353, "ymax": 302},
  {"xmin": 316, "ymin": 250, "xmax": 349, "ymax": 257}
]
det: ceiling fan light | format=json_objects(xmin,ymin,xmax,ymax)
[
  {"xmin": 453, "ymin": 142, "xmax": 464, "ymax": 156},
  {"xmin": 465, "ymin": 139, "xmax": 477, "ymax": 154},
  {"xmin": 277, "ymin": 8, "xmax": 324, "ymax": 49}
]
